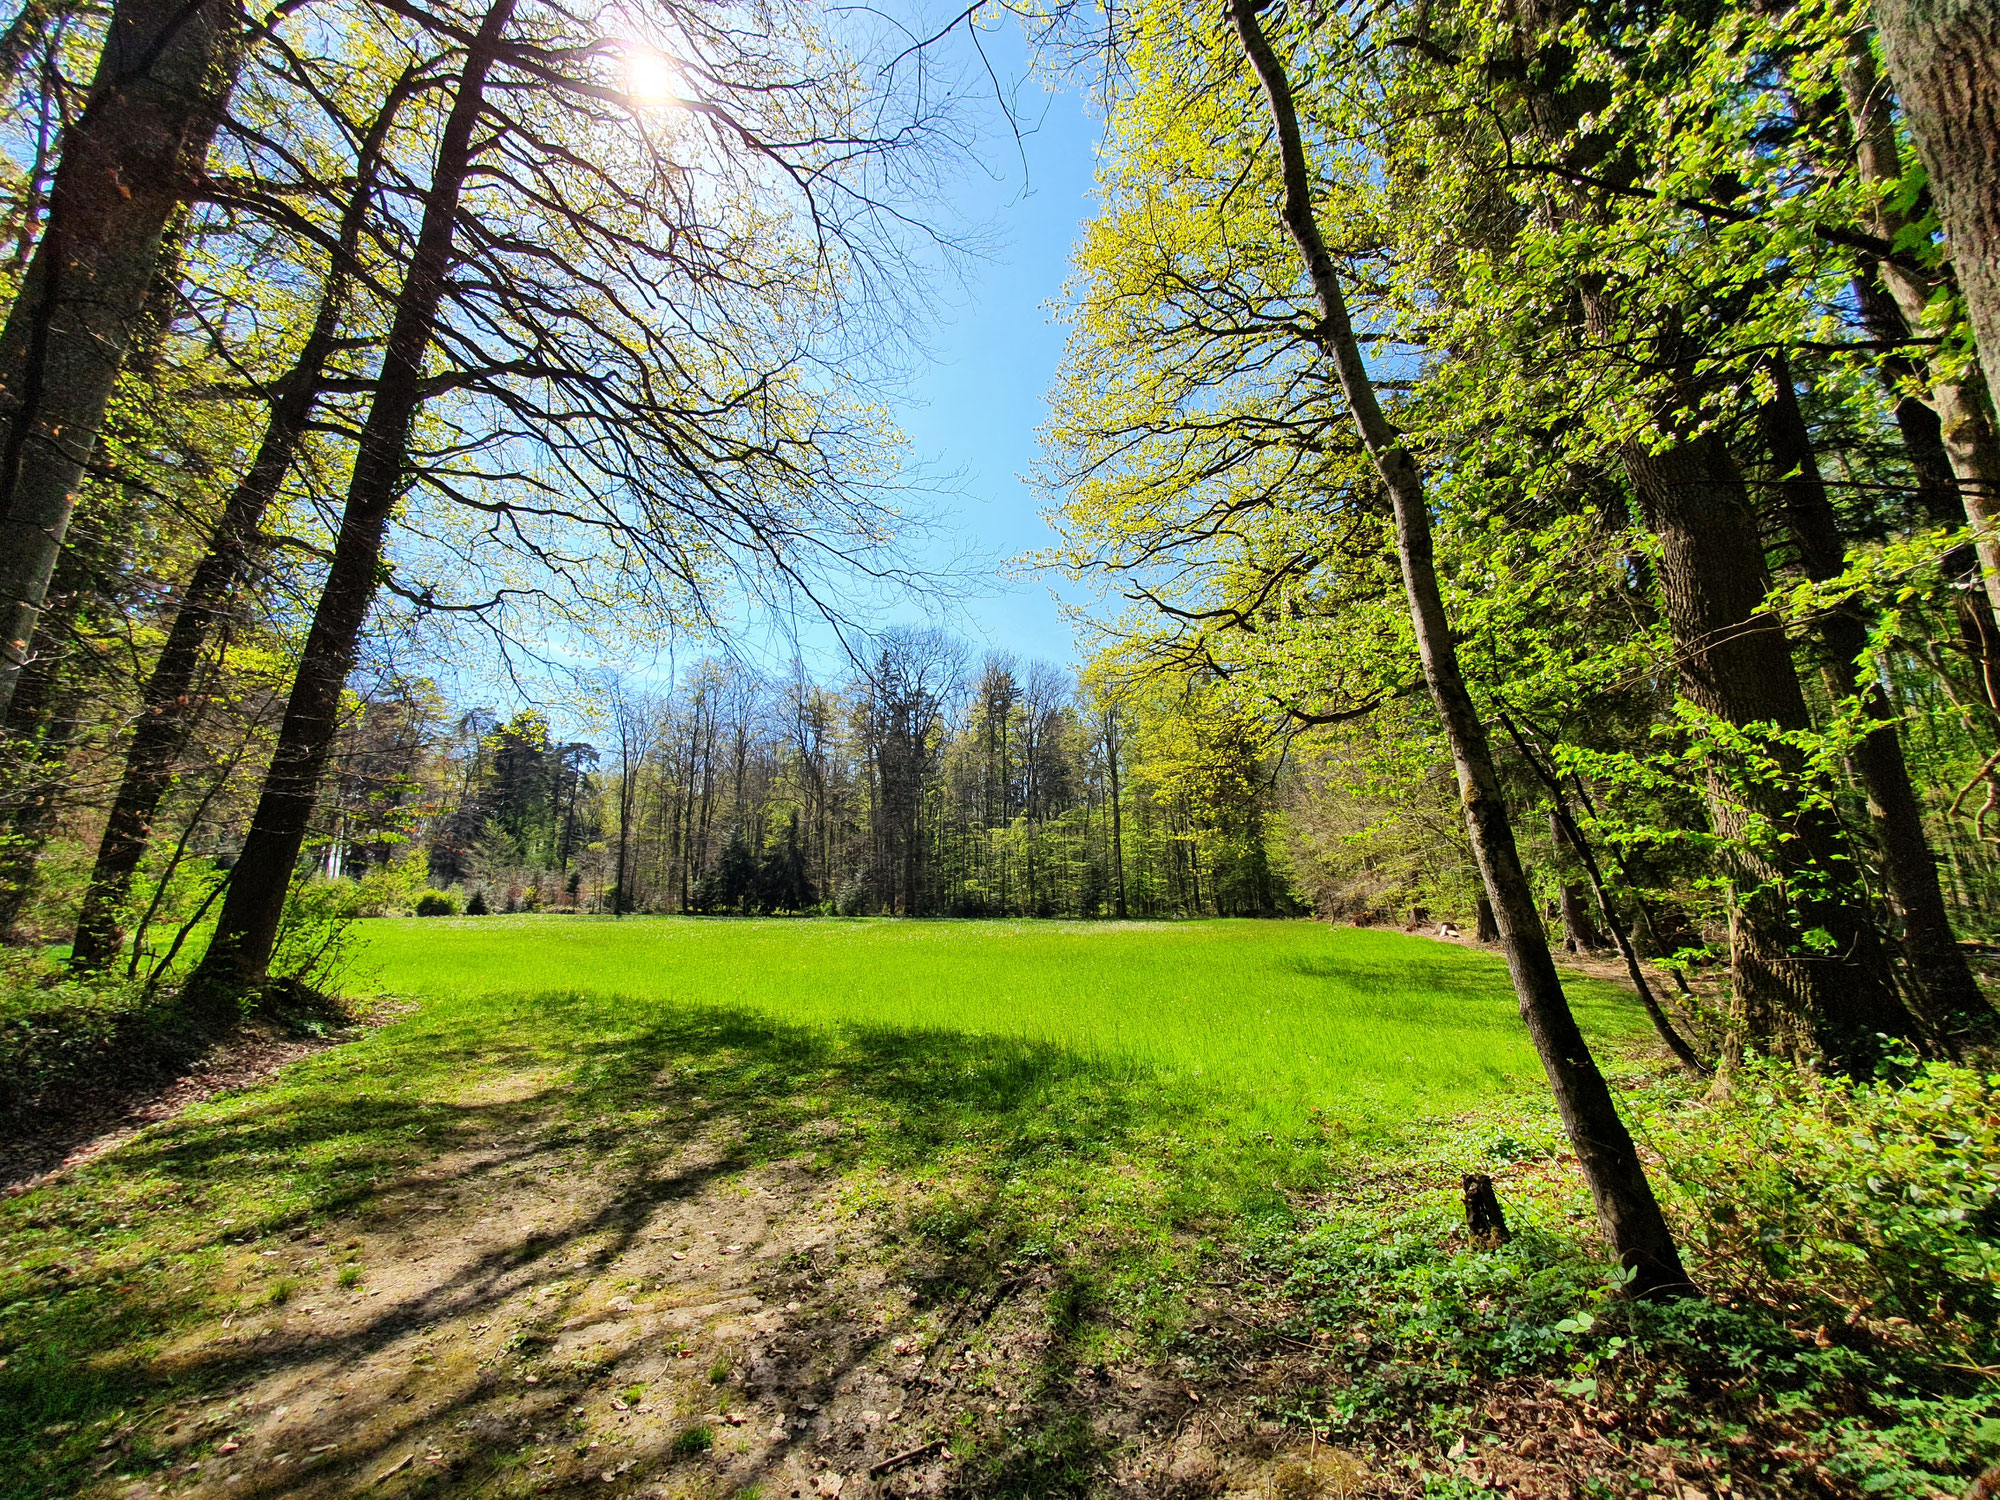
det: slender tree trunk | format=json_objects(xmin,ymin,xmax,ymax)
[
  {"xmin": 0, "ymin": 0, "xmax": 242, "ymax": 718},
  {"xmin": 188, "ymin": 0, "xmax": 517, "ymax": 1001},
  {"xmin": 1229, "ymin": 0, "xmax": 1689, "ymax": 1297},
  {"xmin": 1850, "ymin": 270, "xmax": 1968, "ymax": 532},
  {"xmin": 1872, "ymin": 0, "xmax": 2000, "ymax": 423},
  {"xmin": 1498, "ymin": 709, "xmax": 1713, "ymax": 1072},
  {"xmin": 1551, "ymin": 811, "xmax": 1607, "ymax": 952},
  {"xmin": 0, "ymin": 568, "xmax": 85, "ymax": 938},
  {"xmin": 1107, "ymin": 712, "xmax": 1127, "ymax": 919},
  {"xmin": 69, "ymin": 89, "xmax": 404, "ymax": 971},
  {"xmin": 1761, "ymin": 358, "xmax": 1997, "ymax": 1049}
]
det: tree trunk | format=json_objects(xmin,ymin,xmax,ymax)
[
  {"xmin": 0, "ymin": 567, "xmax": 86, "ymax": 938},
  {"xmin": 1558, "ymin": 881, "xmax": 1603, "ymax": 952},
  {"xmin": 0, "ymin": 0, "xmax": 241, "ymax": 719},
  {"xmin": 1550, "ymin": 812, "xmax": 1606, "ymax": 952},
  {"xmin": 1761, "ymin": 358, "xmax": 1997, "ymax": 1050},
  {"xmin": 1849, "ymin": 270, "xmax": 1968, "ymax": 533},
  {"xmin": 1106, "ymin": 711, "xmax": 1128, "ymax": 919},
  {"xmin": 69, "ymin": 89, "xmax": 403, "ymax": 971},
  {"xmin": 1843, "ymin": 33, "xmax": 2000, "ymax": 624},
  {"xmin": 1607, "ymin": 414, "xmax": 1917, "ymax": 1069},
  {"xmin": 1873, "ymin": 0, "xmax": 2000, "ymax": 432},
  {"xmin": 1229, "ymin": 0, "xmax": 1689, "ymax": 1298},
  {"xmin": 1501, "ymin": 712, "xmax": 1714, "ymax": 1074},
  {"xmin": 187, "ymin": 0, "xmax": 517, "ymax": 1002},
  {"xmin": 1475, "ymin": 892, "xmax": 1499, "ymax": 943}
]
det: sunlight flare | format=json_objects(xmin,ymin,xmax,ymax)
[{"xmin": 621, "ymin": 44, "xmax": 682, "ymax": 108}]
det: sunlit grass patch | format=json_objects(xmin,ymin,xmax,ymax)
[{"xmin": 356, "ymin": 916, "xmax": 1643, "ymax": 1142}]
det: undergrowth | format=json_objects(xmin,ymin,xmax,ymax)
[{"xmin": 1211, "ymin": 1054, "xmax": 2000, "ymax": 1498}]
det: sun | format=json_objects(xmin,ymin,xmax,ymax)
[{"xmin": 622, "ymin": 46, "xmax": 682, "ymax": 107}]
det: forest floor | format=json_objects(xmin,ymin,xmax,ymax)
[{"xmin": 1, "ymin": 921, "xmax": 1990, "ymax": 1500}]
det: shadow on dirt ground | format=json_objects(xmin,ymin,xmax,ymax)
[{"xmin": 2, "ymin": 997, "xmax": 1339, "ymax": 1500}]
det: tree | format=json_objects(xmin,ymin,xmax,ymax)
[
  {"xmin": 189, "ymin": 0, "xmax": 521, "ymax": 1001},
  {"xmin": 0, "ymin": 0, "xmax": 245, "ymax": 717},
  {"xmin": 68, "ymin": 68, "xmax": 419, "ymax": 971},
  {"xmin": 1873, "ymin": 0, "xmax": 2000, "ymax": 402},
  {"xmin": 1044, "ymin": 0, "xmax": 1692, "ymax": 1294}
]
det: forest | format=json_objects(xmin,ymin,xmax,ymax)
[
  {"xmin": 2, "ymin": 0, "xmax": 2000, "ymax": 1489},
  {"xmin": 293, "ymin": 640, "xmax": 1286, "ymax": 923}
]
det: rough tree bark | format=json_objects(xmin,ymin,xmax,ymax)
[
  {"xmin": 0, "ymin": 560, "xmax": 87, "ymax": 938},
  {"xmin": 1843, "ymin": 32, "xmax": 2000, "ymax": 624},
  {"xmin": 1872, "ymin": 0, "xmax": 2000, "ymax": 427},
  {"xmin": 187, "ymin": 0, "xmax": 517, "ymax": 1002},
  {"xmin": 1577, "ymin": 275, "xmax": 1920, "ymax": 1071},
  {"xmin": 0, "ymin": 0, "xmax": 242, "ymax": 719},
  {"xmin": 1760, "ymin": 357, "xmax": 1997, "ymax": 1050},
  {"xmin": 1228, "ymin": 0, "xmax": 1690, "ymax": 1298},
  {"xmin": 1610, "ymin": 419, "xmax": 1918, "ymax": 1069},
  {"xmin": 68, "ymin": 82, "xmax": 409, "ymax": 972},
  {"xmin": 1550, "ymin": 811, "xmax": 1606, "ymax": 952}
]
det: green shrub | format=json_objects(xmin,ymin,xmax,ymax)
[
  {"xmin": 464, "ymin": 889, "xmax": 490, "ymax": 916},
  {"xmin": 0, "ymin": 949, "xmax": 194, "ymax": 1122},
  {"xmin": 413, "ymin": 891, "xmax": 457, "ymax": 917},
  {"xmin": 1656, "ymin": 1053, "xmax": 2000, "ymax": 1344},
  {"xmin": 269, "ymin": 877, "xmax": 367, "ymax": 994}
]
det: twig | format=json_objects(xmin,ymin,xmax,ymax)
[
  {"xmin": 370, "ymin": 1453, "xmax": 415, "ymax": 1486},
  {"xmin": 868, "ymin": 1438, "xmax": 946, "ymax": 1477}
]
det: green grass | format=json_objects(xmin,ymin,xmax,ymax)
[
  {"xmin": 0, "ymin": 917, "xmax": 1647, "ymax": 1498},
  {"xmin": 358, "ymin": 916, "xmax": 1644, "ymax": 1140}
]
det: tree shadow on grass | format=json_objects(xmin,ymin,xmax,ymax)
[{"xmin": 0, "ymin": 995, "xmax": 1172, "ymax": 1499}]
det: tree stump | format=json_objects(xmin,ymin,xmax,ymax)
[{"xmin": 1463, "ymin": 1173, "xmax": 1510, "ymax": 1248}]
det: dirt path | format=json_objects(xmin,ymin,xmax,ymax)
[{"xmin": 70, "ymin": 1064, "xmax": 1343, "ymax": 1500}]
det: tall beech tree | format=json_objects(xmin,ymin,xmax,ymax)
[
  {"xmin": 1760, "ymin": 358, "xmax": 1997, "ymax": 1050},
  {"xmin": 187, "ymin": 0, "xmax": 515, "ymax": 997},
  {"xmin": 67, "ymin": 67, "xmax": 420, "ymax": 972},
  {"xmin": 0, "ymin": 0, "xmax": 246, "ymax": 718}
]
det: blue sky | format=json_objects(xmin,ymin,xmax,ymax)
[
  {"xmin": 513, "ymin": 23, "xmax": 1112, "ymax": 705},
  {"xmin": 838, "ymin": 25, "xmax": 1107, "ymax": 673}
]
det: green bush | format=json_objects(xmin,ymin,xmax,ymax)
[
  {"xmin": 464, "ymin": 889, "xmax": 490, "ymax": 916},
  {"xmin": 1657, "ymin": 1054, "xmax": 2000, "ymax": 1343},
  {"xmin": 413, "ymin": 890, "xmax": 457, "ymax": 917},
  {"xmin": 268, "ymin": 877, "xmax": 367, "ymax": 994}
]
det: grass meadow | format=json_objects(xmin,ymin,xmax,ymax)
[
  {"xmin": 0, "ymin": 918, "xmax": 1656, "ymax": 1498},
  {"xmin": 358, "ymin": 916, "xmax": 1646, "ymax": 1142}
]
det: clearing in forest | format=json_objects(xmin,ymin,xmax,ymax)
[{"xmin": 1, "ymin": 920, "xmax": 1647, "ymax": 1500}]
